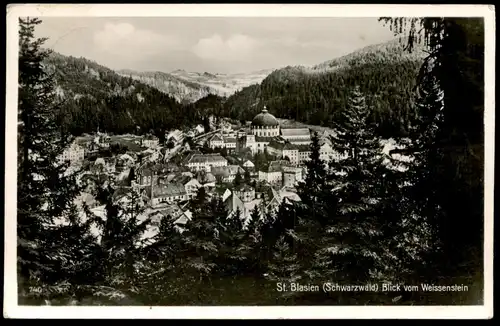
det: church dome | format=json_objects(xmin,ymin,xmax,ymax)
[{"xmin": 252, "ymin": 108, "xmax": 279, "ymax": 127}]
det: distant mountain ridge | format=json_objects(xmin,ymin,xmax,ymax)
[
  {"xmin": 43, "ymin": 37, "xmax": 427, "ymax": 138},
  {"xmin": 117, "ymin": 68, "xmax": 273, "ymax": 104}
]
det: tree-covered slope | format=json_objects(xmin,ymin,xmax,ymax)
[
  {"xmin": 223, "ymin": 38, "xmax": 427, "ymax": 137},
  {"xmin": 44, "ymin": 53, "xmax": 200, "ymax": 136}
]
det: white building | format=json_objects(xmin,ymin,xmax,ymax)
[
  {"xmin": 142, "ymin": 135, "xmax": 159, "ymax": 149},
  {"xmin": 171, "ymin": 174, "xmax": 202, "ymax": 199},
  {"xmin": 195, "ymin": 124, "xmax": 205, "ymax": 135},
  {"xmin": 211, "ymin": 165, "xmax": 245, "ymax": 183},
  {"xmin": 242, "ymin": 160, "xmax": 255, "ymax": 169},
  {"xmin": 223, "ymin": 136, "xmax": 237, "ymax": 150},
  {"xmin": 185, "ymin": 153, "xmax": 228, "ymax": 172},
  {"xmin": 258, "ymin": 160, "xmax": 291, "ymax": 185},
  {"xmin": 298, "ymin": 146, "xmax": 312, "ymax": 164},
  {"xmin": 208, "ymin": 134, "xmax": 224, "ymax": 149},
  {"xmin": 58, "ymin": 142, "xmax": 85, "ymax": 164},
  {"xmin": 238, "ymin": 108, "xmax": 312, "ymax": 155},
  {"xmin": 319, "ymin": 139, "xmax": 346, "ymax": 163},
  {"xmin": 94, "ymin": 133, "xmax": 111, "ymax": 148},
  {"xmin": 282, "ymin": 166, "xmax": 304, "ymax": 187},
  {"xmin": 146, "ymin": 183, "xmax": 189, "ymax": 207}
]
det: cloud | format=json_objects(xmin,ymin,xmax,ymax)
[
  {"xmin": 93, "ymin": 22, "xmax": 181, "ymax": 59},
  {"xmin": 191, "ymin": 33, "xmax": 261, "ymax": 62}
]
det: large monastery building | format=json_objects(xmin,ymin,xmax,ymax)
[{"xmin": 239, "ymin": 107, "xmax": 313, "ymax": 154}]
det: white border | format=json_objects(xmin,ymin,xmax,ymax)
[{"xmin": 4, "ymin": 4, "xmax": 495, "ymax": 319}]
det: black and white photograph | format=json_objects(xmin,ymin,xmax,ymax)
[{"xmin": 4, "ymin": 4, "xmax": 494, "ymax": 319}]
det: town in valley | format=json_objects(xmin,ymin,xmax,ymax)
[{"xmin": 63, "ymin": 108, "xmax": 350, "ymax": 236}]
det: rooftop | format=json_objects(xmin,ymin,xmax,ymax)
[
  {"xmin": 296, "ymin": 145, "xmax": 311, "ymax": 152},
  {"xmin": 143, "ymin": 134, "xmax": 159, "ymax": 140},
  {"xmin": 188, "ymin": 154, "xmax": 227, "ymax": 164},
  {"xmin": 252, "ymin": 108, "xmax": 280, "ymax": 127},
  {"xmin": 265, "ymin": 160, "xmax": 292, "ymax": 173},
  {"xmin": 147, "ymin": 183, "xmax": 187, "ymax": 198},
  {"xmin": 234, "ymin": 184, "xmax": 255, "ymax": 193},
  {"xmin": 281, "ymin": 128, "xmax": 311, "ymax": 137},
  {"xmin": 210, "ymin": 134, "xmax": 223, "ymax": 142},
  {"xmin": 255, "ymin": 135, "xmax": 281, "ymax": 143}
]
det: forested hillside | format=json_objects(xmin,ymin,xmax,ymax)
[
  {"xmin": 222, "ymin": 38, "xmax": 427, "ymax": 138},
  {"xmin": 44, "ymin": 53, "xmax": 200, "ymax": 136}
]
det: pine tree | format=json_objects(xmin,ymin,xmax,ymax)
[
  {"xmin": 17, "ymin": 17, "xmax": 87, "ymax": 302},
  {"xmin": 91, "ymin": 185, "xmax": 151, "ymax": 291},
  {"xmin": 379, "ymin": 17, "xmax": 485, "ymax": 292},
  {"xmin": 244, "ymin": 169, "xmax": 252, "ymax": 184},
  {"xmin": 233, "ymin": 170, "xmax": 243, "ymax": 188},
  {"xmin": 296, "ymin": 131, "xmax": 329, "ymax": 225},
  {"xmin": 181, "ymin": 187, "xmax": 220, "ymax": 280},
  {"xmin": 380, "ymin": 75, "xmax": 445, "ymax": 285},
  {"xmin": 293, "ymin": 131, "xmax": 334, "ymax": 283},
  {"xmin": 315, "ymin": 86, "xmax": 389, "ymax": 287},
  {"xmin": 128, "ymin": 167, "xmax": 136, "ymax": 187},
  {"xmin": 265, "ymin": 236, "xmax": 302, "ymax": 302},
  {"xmin": 234, "ymin": 206, "xmax": 262, "ymax": 275},
  {"xmin": 135, "ymin": 214, "xmax": 187, "ymax": 305},
  {"xmin": 217, "ymin": 207, "xmax": 246, "ymax": 276},
  {"xmin": 245, "ymin": 206, "xmax": 261, "ymax": 236}
]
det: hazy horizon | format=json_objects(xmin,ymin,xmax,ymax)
[{"xmin": 35, "ymin": 17, "xmax": 396, "ymax": 74}]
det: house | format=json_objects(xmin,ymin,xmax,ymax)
[
  {"xmin": 282, "ymin": 143, "xmax": 300, "ymax": 166},
  {"xmin": 223, "ymin": 136, "xmax": 237, "ymax": 150},
  {"xmin": 283, "ymin": 166, "xmax": 303, "ymax": 187},
  {"xmin": 145, "ymin": 183, "xmax": 189, "ymax": 206},
  {"xmin": 242, "ymin": 160, "xmax": 255, "ymax": 169},
  {"xmin": 258, "ymin": 160, "xmax": 292, "ymax": 185},
  {"xmin": 233, "ymin": 185, "xmax": 256, "ymax": 203},
  {"xmin": 221, "ymin": 121, "xmax": 233, "ymax": 133},
  {"xmin": 279, "ymin": 186, "xmax": 302, "ymax": 203},
  {"xmin": 171, "ymin": 174, "xmax": 202, "ymax": 199},
  {"xmin": 223, "ymin": 184, "xmax": 282, "ymax": 224},
  {"xmin": 58, "ymin": 142, "xmax": 85, "ymax": 164},
  {"xmin": 196, "ymin": 170, "xmax": 217, "ymax": 188},
  {"xmin": 318, "ymin": 138, "xmax": 346, "ymax": 163},
  {"xmin": 185, "ymin": 153, "xmax": 228, "ymax": 172},
  {"xmin": 111, "ymin": 187, "xmax": 149, "ymax": 207},
  {"xmin": 92, "ymin": 157, "xmax": 113, "ymax": 174},
  {"xmin": 118, "ymin": 153, "xmax": 135, "ymax": 168},
  {"xmin": 297, "ymin": 145, "xmax": 312, "ymax": 164},
  {"xmin": 135, "ymin": 162, "xmax": 178, "ymax": 187},
  {"xmin": 83, "ymin": 141, "xmax": 100, "ymax": 158},
  {"xmin": 211, "ymin": 165, "xmax": 245, "ymax": 183},
  {"xmin": 166, "ymin": 129, "xmax": 183, "ymax": 145},
  {"xmin": 222, "ymin": 188, "xmax": 232, "ymax": 202},
  {"xmin": 94, "ymin": 133, "xmax": 111, "ymax": 148},
  {"xmin": 208, "ymin": 133, "xmax": 224, "ymax": 149},
  {"xmin": 174, "ymin": 210, "xmax": 192, "ymax": 228},
  {"xmin": 266, "ymin": 139, "xmax": 300, "ymax": 166},
  {"xmin": 142, "ymin": 135, "xmax": 159, "ymax": 149},
  {"xmin": 195, "ymin": 124, "xmax": 205, "ymax": 135}
]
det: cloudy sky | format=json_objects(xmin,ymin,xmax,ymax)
[{"xmin": 35, "ymin": 17, "xmax": 396, "ymax": 74}]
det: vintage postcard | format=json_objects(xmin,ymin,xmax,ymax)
[{"xmin": 4, "ymin": 4, "xmax": 494, "ymax": 319}]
